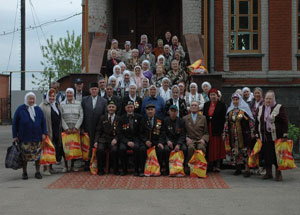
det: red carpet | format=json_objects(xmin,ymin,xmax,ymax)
[{"xmin": 47, "ymin": 172, "xmax": 229, "ymax": 190}]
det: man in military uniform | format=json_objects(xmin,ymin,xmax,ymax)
[
  {"xmin": 94, "ymin": 101, "xmax": 120, "ymax": 175},
  {"xmin": 163, "ymin": 105, "xmax": 187, "ymax": 175},
  {"xmin": 139, "ymin": 104, "xmax": 165, "ymax": 176},
  {"xmin": 118, "ymin": 101, "xmax": 142, "ymax": 176}
]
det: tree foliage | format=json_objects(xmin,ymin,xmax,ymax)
[{"xmin": 32, "ymin": 30, "xmax": 82, "ymax": 89}]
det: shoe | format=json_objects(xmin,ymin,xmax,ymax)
[
  {"xmin": 275, "ymin": 170, "xmax": 282, "ymax": 181},
  {"xmin": 70, "ymin": 167, "xmax": 79, "ymax": 172},
  {"xmin": 184, "ymin": 167, "xmax": 190, "ymax": 176},
  {"xmin": 263, "ymin": 168, "xmax": 273, "ymax": 180},
  {"xmin": 22, "ymin": 172, "xmax": 28, "ymax": 180},
  {"xmin": 120, "ymin": 171, "xmax": 127, "ymax": 176},
  {"xmin": 35, "ymin": 172, "xmax": 43, "ymax": 179},
  {"xmin": 43, "ymin": 170, "xmax": 51, "ymax": 176},
  {"xmin": 162, "ymin": 171, "xmax": 169, "ymax": 176},
  {"xmin": 49, "ymin": 169, "xmax": 58, "ymax": 174},
  {"xmin": 62, "ymin": 167, "xmax": 68, "ymax": 173},
  {"xmin": 114, "ymin": 171, "xmax": 120, "ymax": 175},
  {"xmin": 244, "ymin": 171, "xmax": 251, "ymax": 178},
  {"xmin": 233, "ymin": 169, "xmax": 242, "ymax": 176}
]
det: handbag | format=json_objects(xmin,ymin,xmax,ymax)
[{"xmin": 5, "ymin": 142, "xmax": 23, "ymax": 170}]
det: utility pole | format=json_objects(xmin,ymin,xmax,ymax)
[{"xmin": 21, "ymin": 0, "xmax": 25, "ymax": 90}]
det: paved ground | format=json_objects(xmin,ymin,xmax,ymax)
[{"xmin": 1, "ymin": 125, "xmax": 300, "ymax": 215}]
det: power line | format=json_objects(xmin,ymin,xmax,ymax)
[
  {"xmin": 28, "ymin": 0, "xmax": 47, "ymax": 41},
  {"xmin": 0, "ymin": 12, "xmax": 82, "ymax": 37},
  {"xmin": 6, "ymin": 0, "xmax": 19, "ymax": 71}
]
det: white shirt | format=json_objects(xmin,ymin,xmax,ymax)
[
  {"xmin": 75, "ymin": 91, "xmax": 82, "ymax": 101},
  {"xmin": 173, "ymin": 99, "xmax": 180, "ymax": 117},
  {"xmin": 92, "ymin": 96, "xmax": 98, "ymax": 109},
  {"xmin": 100, "ymin": 90, "xmax": 106, "ymax": 97},
  {"xmin": 159, "ymin": 87, "xmax": 171, "ymax": 102}
]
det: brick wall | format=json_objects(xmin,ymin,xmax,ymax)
[
  {"xmin": 269, "ymin": 0, "xmax": 292, "ymax": 70},
  {"xmin": 88, "ymin": 0, "xmax": 113, "ymax": 37},
  {"xmin": 0, "ymin": 75, "xmax": 9, "ymax": 99},
  {"xmin": 182, "ymin": 0, "xmax": 202, "ymax": 34},
  {"xmin": 214, "ymin": 0, "xmax": 224, "ymax": 72},
  {"xmin": 229, "ymin": 58, "xmax": 262, "ymax": 71}
]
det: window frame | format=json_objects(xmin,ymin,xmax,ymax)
[{"xmin": 229, "ymin": 0, "xmax": 261, "ymax": 53}]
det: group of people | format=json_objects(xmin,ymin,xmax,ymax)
[{"xmin": 11, "ymin": 32, "xmax": 288, "ymax": 181}]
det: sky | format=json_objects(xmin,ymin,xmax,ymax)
[{"xmin": 0, "ymin": 0, "xmax": 82, "ymax": 90}]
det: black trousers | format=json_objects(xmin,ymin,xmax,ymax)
[
  {"xmin": 140, "ymin": 144, "xmax": 164, "ymax": 172},
  {"xmin": 96, "ymin": 143, "xmax": 118, "ymax": 172},
  {"xmin": 164, "ymin": 143, "xmax": 188, "ymax": 172},
  {"xmin": 119, "ymin": 142, "xmax": 140, "ymax": 172}
]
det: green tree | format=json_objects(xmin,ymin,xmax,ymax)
[{"xmin": 32, "ymin": 30, "xmax": 82, "ymax": 89}]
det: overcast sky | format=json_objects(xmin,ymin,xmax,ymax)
[{"xmin": 0, "ymin": 0, "xmax": 82, "ymax": 90}]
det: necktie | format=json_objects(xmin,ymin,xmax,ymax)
[
  {"xmin": 129, "ymin": 115, "xmax": 134, "ymax": 130},
  {"xmin": 108, "ymin": 115, "xmax": 112, "ymax": 125}
]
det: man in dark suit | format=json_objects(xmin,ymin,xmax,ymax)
[
  {"xmin": 74, "ymin": 78, "xmax": 89, "ymax": 102},
  {"xmin": 163, "ymin": 105, "xmax": 187, "ymax": 175},
  {"xmin": 104, "ymin": 84, "xmax": 122, "ymax": 115},
  {"xmin": 81, "ymin": 82, "xmax": 107, "ymax": 170},
  {"xmin": 121, "ymin": 84, "xmax": 143, "ymax": 115},
  {"xmin": 94, "ymin": 101, "xmax": 120, "ymax": 175},
  {"xmin": 118, "ymin": 101, "xmax": 142, "ymax": 176},
  {"xmin": 98, "ymin": 78, "xmax": 107, "ymax": 98},
  {"xmin": 139, "ymin": 104, "xmax": 165, "ymax": 176}
]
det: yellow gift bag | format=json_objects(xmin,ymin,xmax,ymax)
[
  {"xmin": 40, "ymin": 136, "xmax": 57, "ymax": 165},
  {"xmin": 275, "ymin": 139, "xmax": 297, "ymax": 170},
  {"xmin": 225, "ymin": 136, "xmax": 231, "ymax": 153},
  {"xmin": 61, "ymin": 132, "xmax": 82, "ymax": 161},
  {"xmin": 169, "ymin": 150, "xmax": 185, "ymax": 177},
  {"xmin": 90, "ymin": 147, "xmax": 98, "ymax": 175},
  {"xmin": 188, "ymin": 150, "xmax": 207, "ymax": 178},
  {"xmin": 248, "ymin": 139, "xmax": 262, "ymax": 168},
  {"xmin": 144, "ymin": 146, "xmax": 161, "ymax": 176},
  {"xmin": 81, "ymin": 133, "xmax": 90, "ymax": 161}
]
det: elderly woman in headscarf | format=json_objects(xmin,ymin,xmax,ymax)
[
  {"xmin": 138, "ymin": 34, "xmax": 152, "ymax": 56},
  {"xmin": 12, "ymin": 92, "xmax": 47, "ymax": 180},
  {"xmin": 118, "ymin": 62, "xmax": 127, "ymax": 75},
  {"xmin": 165, "ymin": 85, "xmax": 188, "ymax": 118},
  {"xmin": 156, "ymin": 55, "xmax": 166, "ymax": 73},
  {"xmin": 255, "ymin": 90, "xmax": 288, "ymax": 181},
  {"xmin": 108, "ymin": 76, "xmax": 121, "ymax": 97},
  {"xmin": 126, "ymin": 49, "xmax": 142, "ymax": 71},
  {"xmin": 201, "ymin": 82, "xmax": 212, "ymax": 102},
  {"xmin": 138, "ymin": 78, "xmax": 150, "ymax": 99},
  {"xmin": 152, "ymin": 39, "xmax": 164, "ymax": 59},
  {"xmin": 151, "ymin": 64, "xmax": 165, "ymax": 88},
  {"xmin": 106, "ymin": 49, "xmax": 120, "ymax": 78},
  {"xmin": 107, "ymin": 39, "xmax": 122, "ymax": 61},
  {"xmin": 173, "ymin": 49, "xmax": 187, "ymax": 72},
  {"xmin": 60, "ymin": 88, "xmax": 83, "ymax": 172},
  {"xmin": 39, "ymin": 88, "xmax": 63, "ymax": 176},
  {"xmin": 141, "ymin": 59, "xmax": 153, "ymax": 82},
  {"xmin": 119, "ymin": 70, "xmax": 135, "ymax": 98},
  {"xmin": 133, "ymin": 65, "xmax": 145, "ymax": 90},
  {"xmin": 250, "ymin": 87, "xmax": 264, "ymax": 117},
  {"xmin": 112, "ymin": 65, "xmax": 123, "ymax": 85},
  {"xmin": 178, "ymin": 82, "xmax": 187, "ymax": 99},
  {"xmin": 224, "ymin": 93, "xmax": 254, "ymax": 177},
  {"xmin": 185, "ymin": 82, "xmax": 205, "ymax": 111},
  {"xmin": 121, "ymin": 41, "xmax": 132, "ymax": 62},
  {"xmin": 242, "ymin": 87, "xmax": 254, "ymax": 105},
  {"xmin": 203, "ymin": 88, "xmax": 227, "ymax": 172},
  {"xmin": 159, "ymin": 77, "xmax": 172, "ymax": 102}
]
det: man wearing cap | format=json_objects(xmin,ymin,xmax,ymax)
[
  {"xmin": 94, "ymin": 100, "xmax": 120, "ymax": 175},
  {"xmin": 121, "ymin": 41, "xmax": 132, "ymax": 62},
  {"xmin": 183, "ymin": 101, "xmax": 209, "ymax": 171},
  {"xmin": 139, "ymin": 104, "xmax": 165, "ymax": 176},
  {"xmin": 118, "ymin": 100, "xmax": 142, "ymax": 176},
  {"xmin": 104, "ymin": 84, "xmax": 122, "ymax": 115},
  {"xmin": 74, "ymin": 78, "xmax": 88, "ymax": 102},
  {"xmin": 141, "ymin": 85, "xmax": 165, "ymax": 119},
  {"xmin": 121, "ymin": 83, "xmax": 143, "ymax": 115},
  {"xmin": 81, "ymin": 82, "xmax": 107, "ymax": 170},
  {"xmin": 162, "ymin": 105, "xmax": 187, "ymax": 175}
]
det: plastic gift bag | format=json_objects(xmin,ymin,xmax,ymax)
[
  {"xmin": 225, "ymin": 136, "xmax": 231, "ymax": 153},
  {"xmin": 188, "ymin": 150, "xmax": 207, "ymax": 178},
  {"xmin": 188, "ymin": 59, "xmax": 208, "ymax": 75},
  {"xmin": 248, "ymin": 139, "xmax": 262, "ymax": 168},
  {"xmin": 90, "ymin": 147, "xmax": 98, "ymax": 175},
  {"xmin": 61, "ymin": 132, "xmax": 82, "ymax": 161},
  {"xmin": 275, "ymin": 139, "xmax": 297, "ymax": 170},
  {"xmin": 144, "ymin": 146, "xmax": 161, "ymax": 176},
  {"xmin": 169, "ymin": 150, "xmax": 185, "ymax": 177},
  {"xmin": 40, "ymin": 136, "xmax": 57, "ymax": 165},
  {"xmin": 80, "ymin": 133, "xmax": 90, "ymax": 161}
]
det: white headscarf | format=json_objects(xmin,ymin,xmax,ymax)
[
  {"xmin": 140, "ymin": 34, "xmax": 148, "ymax": 44},
  {"xmin": 24, "ymin": 92, "xmax": 36, "ymax": 122},
  {"xmin": 171, "ymin": 85, "xmax": 180, "ymax": 100},
  {"xmin": 201, "ymin": 81, "xmax": 212, "ymax": 90},
  {"xmin": 242, "ymin": 87, "xmax": 254, "ymax": 102},
  {"xmin": 118, "ymin": 62, "xmax": 126, "ymax": 70},
  {"xmin": 157, "ymin": 55, "xmax": 165, "ymax": 65},
  {"xmin": 120, "ymin": 70, "xmax": 135, "ymax": 88},
  {"xmin": 188, "ymin": 82, "xmax": 200, "ymax": 105},
  {"xmin": 142, "ymin": 60, "xmax": 150, "ymax": 71},
  {"xmin": 63, "ymin": 88, "xmax": 75, "ymax": 104},
  {"xmin": 113, "ymin": 65, "xmax": 122, "ymax": 77},
  {"xmin": 129, "ymin": 83, "xmax": 137, "ymax": 101},
  {"xmin": 227, "ymin": 93, "xmax": 254, "ymax": 120},
  {"xmin": 46, "ymin": 89, "xmax": 59, "ymax": 115}
]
